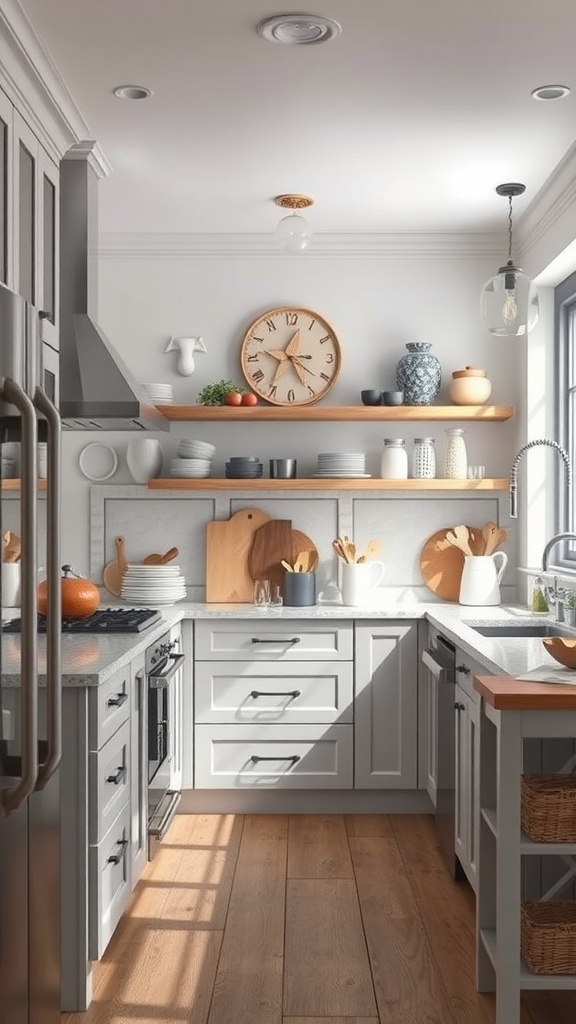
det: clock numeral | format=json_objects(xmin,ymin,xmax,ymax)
[
  {"xmin": 326, "ymin": 352, "xmax": 334, "ymax": 363},
  {"xmin": 265, "ymin": 318, "xmax": 277, "ymax": 332},
  {"xmin": 285, "ymin": 312, "xmax": 299, "ymax": 325},
  {"xmin": 319, "ymin": 335, "xmax": 331, "ymax": 344},
  {"xmin": 251, "ymin": 369, "xmax": 265, "ymax": 384},
  {"xmin": 246, "ymin": 353, "xmax": 258, "ymax": 362},
  {"xmin": 320, "ymin": 372, "xmax": 331, "ymax": 383},
  {"xmin": 287, "ymin": 389, "xmax": 296, "ymax": 403},
  {"xmin": 307, "ymin": 319, "xmax": 316, "ymax": 331},
  {"xmin": 251, "ymin": 334, "xmax": 265, "ymax": 344},
  {"xmin": 268, "ymin": 385, "xmax": 278, "ymax": 399},
  {"xmin": 307, "ymin": 385, "xmax": 316, "ymax": 397}
]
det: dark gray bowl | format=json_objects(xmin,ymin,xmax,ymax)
[
  {"xmin": 361, "ymin": 390, "xmax": 383, "ymax": 406},
  {"xmin": 382, "ymin": 390, "xmax": 404, "ymax": 406}
]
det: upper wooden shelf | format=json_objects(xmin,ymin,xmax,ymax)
[
  {"xmin": 148, "ymin": 478, "xmax": 510, "ymax": 491},
  {"xmin": 2, "ymin": 479, "xmax": 47, "ymax": 490},
  {"xmin": 157, "ymin": 404, "xmax": 514, "ymax": 423}
]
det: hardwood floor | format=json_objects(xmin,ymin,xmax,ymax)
[{"xmin": 62, "ymin": 812, "xmax": 576, "ymax": 1024}]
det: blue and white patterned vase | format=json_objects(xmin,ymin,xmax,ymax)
[{"xmin": 395, "ymin": 342, "xmax": 442, "ymax": 406}]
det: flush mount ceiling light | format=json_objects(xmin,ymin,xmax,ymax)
[
  {"xmin": 274, "ymin": 194, "xmax": 314, "ymax": 252},
  {"xmin": 257, "ymin": 13, "xmax": 342, "ymax": 45},
  {"xmin": 480, "ymin": 183, "xmax": 539, "ymax": 337},
  {"xmin": 531, "ymin": 84, "xmax": 570, "ymax": 101},
  {"xmin": 113, "ymin": 84, "xmax": 153, "ymax": 100}
]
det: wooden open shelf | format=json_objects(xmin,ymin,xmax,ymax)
[
  {"xmin": 148, "ymin": 478, "xmax": 510, "ymax": 491},
  {"xmin": 2, "ymin": 479, "xmax": 47, "ymax": 490},
  {"xmin": 157, "ymin": 404, "xmax": 514, "ymax": 423}
]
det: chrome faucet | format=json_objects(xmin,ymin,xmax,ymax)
[
  {"xmin": 509, "ymin": 439, "xmax": 572, "ymax": 519},
  {"xmin": 542, "ymin": 532, "xmax": 576, "ymax": 572}
]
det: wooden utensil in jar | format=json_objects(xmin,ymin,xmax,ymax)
[
  {"xmin": 446, "ymin": 525, "xmax": 473, "ymax": 556},
  {"xmin": 484, "ymin": 526, "xmax": 507, "ymax": 555},
  {"xmin": 357, "ymin": 539, "xmax": 381, "ymax": 563}
]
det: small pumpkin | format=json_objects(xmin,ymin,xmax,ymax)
[{"xmin": 38, "ymin": 564, "xmax": 100, "ymax": 619}]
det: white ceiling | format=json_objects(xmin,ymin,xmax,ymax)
[{"xmin": 17, "ymin": 0, "xmax": 576, "ymax": 237}]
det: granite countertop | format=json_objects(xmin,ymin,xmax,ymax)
[{"xmin": 1, "ymin": 599, "xmax": 571, "ymax": 687}]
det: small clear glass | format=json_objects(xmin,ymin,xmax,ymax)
[
  {"xmin": 253, "ymin": 579, "xmax": 271, "ymax": 607},
  {"xmin": 269, "ymin": 583, "xmax": 284, "ymax": 611},
  {"xmin": 467, "ymin": 465, "xmax": 486, "ymax": 480}
]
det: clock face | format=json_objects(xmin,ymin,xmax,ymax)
[{"xmin": 240, "ymin": 306, "xmax": 341, "ymax": 406}]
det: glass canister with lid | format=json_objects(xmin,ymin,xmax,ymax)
[
  {"xmin": 380, "ymin": 438, "xmax": 408, "ymax": 479},
  {"xmin": 412, "ymin": 437, "xmax": 436, "ymax": 479}
]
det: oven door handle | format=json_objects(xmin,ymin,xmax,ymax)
[
  {"xmin": 422, "ymin": 648, "xmax": 447, "ymax": 683},
  {"xmin": 148, "ymin": 653, "xmax": 185, "ymax": 688}
]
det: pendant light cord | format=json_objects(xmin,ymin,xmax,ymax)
[{"xmin": 507, "ymin": 195, "xmax": 514, "ymax": 264}]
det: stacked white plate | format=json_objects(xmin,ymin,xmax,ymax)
[
  {"xmin": 171, "ymin": 438, "xmax": 216, "ymax": 478},
  {"xmin": 141, "ymin": 383, "xmax": 174, "ymax": 405},
  {"xmin": 121, "ymin": 565, "xmax": 187, "ymax": 605},
  {"xmin": 314, "ymin": 452, "xmax": 371, "ymax": 478}
]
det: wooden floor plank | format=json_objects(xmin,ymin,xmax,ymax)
[
  {"xmin": 287, "ymin": 813, "xmax": 353, "ymax": 878},
  {"xmin": 344, "ymin": 813, "xmax": 393, "ymax": 837},
  {"xmin": 284, "ymin": 1019, "xmax": 379, "ymax": 1024},
  {"xmin": 349, "ymin": 836, "xmax": 420, "ymax": 917},
  {"xmin": 161, "ymin": 813, "xmax": 244, "ymax": 928},
  {"xmin": 207, "ymin": 815, "xmax": 288, "ymax": 1024},
  {"xmin": 283, "ymin": 878, "xmax": 377, "ymax": 1017}
]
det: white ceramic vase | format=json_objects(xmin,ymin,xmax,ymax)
[{"xmin": 126, "ymin": 439, "xmax": 163, "ymax": 483}]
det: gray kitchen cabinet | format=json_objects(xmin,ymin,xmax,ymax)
[
  {"xmin": 130, "ymin": 652, "xmax": 147, "ymax": 887},
  {"xmin": 354, "ymin": 620, "xmax": 419, "ymax": 789},
  {"xmin": 193, "ymin": 619, "xmax": 354, "ymax": 789},
  {"xmin": 454, "ymin": 647, "xmax": 482, "ymax": 892}
]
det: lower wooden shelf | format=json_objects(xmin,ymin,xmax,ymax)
[
  {"xmin": 1, "ymin": 479, "xmax": 47, "ymax": 490},
  {"xmin": 147, "ymin": 477, "xmax": 509, "ymax": 491}
]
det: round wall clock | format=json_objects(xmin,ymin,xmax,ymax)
[{"xmin": 240, "ymin": 306, "xmax": 341, "ymax": 406}]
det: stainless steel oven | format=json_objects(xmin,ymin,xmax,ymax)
[{"xmin": 146, "ymin": 631, "xmax": 184, "ymax": 859}]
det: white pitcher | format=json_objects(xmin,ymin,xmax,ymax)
[
  {"xmin": 459, "ymin": 552, "xmax": 508, "ymax": 606},
  {"xmin": 341, "ymin": 560, "xmax": 385, "ymax": 607}
]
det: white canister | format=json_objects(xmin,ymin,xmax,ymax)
[
  {"xmin": 126, "ymin": 438, "xmax": 163, "ymax": 483},
  {"xmin": 443, "ymin": 428, "xmax": 467, "ymax": 479},
  {"xmin": 458, "ymin": 552, "xmax": 508, "ymax": 606},
  {"xmin": 380, "ymin": 438, "xmax": 408, "ymax": 479},
  {"xmin": 2, "ymin": 562, "xmax": 21, "ymax": 607},
  {"xmin": 412, "ymin": 437, "xmax": 436, "ymax": 479},
  {"xmin": 341, "ymin": 560, "xmax": 386, "ymax": 606}
]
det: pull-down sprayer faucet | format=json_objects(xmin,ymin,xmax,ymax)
[{"xmin": 509, "ymin": 439, "xmax": 572, "ymax": 519}]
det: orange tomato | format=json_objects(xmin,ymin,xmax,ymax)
[
  {"xmin": 241, "ymin": 392, "xmax": 258, "ymax": 406},
  {"xmin": 224, "ymin": 391, "xmax": 243, "ymax": 406}
]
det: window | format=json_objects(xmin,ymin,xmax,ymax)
[{"xmin": 554, "ymin": 269, "xmax": 576, "ymax": 567}]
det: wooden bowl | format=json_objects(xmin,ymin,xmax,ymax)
[{"xmin": 542, "ymin": 637, "xmax": 576, "ymax": 669}]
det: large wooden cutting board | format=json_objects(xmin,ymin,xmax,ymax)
[
  {"xmin": 290, "ymin": 530, "xmax": 319, "ymax": 571},
  {"xmin": 248, "ymin": 520, "xmax": 293, "ymax": 589},
  {"xmin": 206, "ymin": 508, "xmax": 271, "ymax": 602},
  {"xmin": 420, "ymin": 525, "xmax": 483, "ymax": 602}
]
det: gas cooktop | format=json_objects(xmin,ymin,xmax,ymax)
[{"xmin": 2, "ymin": 608, "xmax": 162, "ymax": 634}]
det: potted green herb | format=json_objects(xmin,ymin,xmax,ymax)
[
  {"xmin": 197, "ymin": 379, "xmax": 246, "ymax": 406},
  {"xmin": 565, "ymin": 590, "xmax": 576, "ymax": 626}
]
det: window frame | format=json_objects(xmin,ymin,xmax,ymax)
[{"xmin": 554, "ymin": 269, "xmax": 576, "ymax": 570}]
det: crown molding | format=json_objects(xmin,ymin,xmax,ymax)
[
  {"xmin": 99, "ymin": 231, "xmax": 503, "ymax": 260},
  {"xmin": 517, "ymin": 140, "xmax": 576, "ymax": 275},
  {"xmin": 0, "ymin": 0, "xmax": 97, "ymax": 160}
]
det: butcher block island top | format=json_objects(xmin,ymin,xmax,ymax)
[{"xmin": 475, "ymin": 674, "xmax": 576, "ymax": 709}]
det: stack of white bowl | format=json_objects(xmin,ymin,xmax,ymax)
[
  {"xmin": 314, "ymin": 452, "xmax": 370, "ymax": 478},
  {"xmin": 121, "ymin": 565, "xmax": 187, "ymax": 606},
  {"xmin": 141, "ymin": 383, "xmax": 174, "ymax": 406},
  {"xmin": 170, "ymin": 438, "xmax": 215, "ymax": 478}
]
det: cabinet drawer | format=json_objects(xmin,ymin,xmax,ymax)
[
  {"xmin": 88, "ymin": 801, "xmax": 131, "ymax": 961},
  {"xmin": 455, "ymin": 650, "xmax": 485, "ymax": 703},
  {"xmin": 88, "ymin": 719, "xmax": 130, "ymax": 844},
  {"xmin": 195, "ymin": 662, "xmax": 353, "ymax": 724},
  {"xmin": 194, "ymin": 620, "xmax": 353, "ymax": 661},
  {"xmin": 89, "ymin": 668, "xmax": 131, "ymax": 750},
  {"xmin": 194, "ymin": 724, "xmax": 353, "ymax": 789}
]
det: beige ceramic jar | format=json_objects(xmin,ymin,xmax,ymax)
[{"xmin": 448, "ymin": 366, "xmax": 492, "ymax": 405}]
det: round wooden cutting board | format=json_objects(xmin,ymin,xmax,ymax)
[{"xmin": 420, "ymin": 526, "xmax": 483, "ymax": 602}]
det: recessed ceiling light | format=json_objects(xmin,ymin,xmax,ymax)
[
  {"xmin": 113, "ymin": 85, "xmax": 153, "ymax": 100},
  {"xmin": 256, "ymin": 13, "xmax": 342, "ymax": 45},
  {"xmin": 531, "ymin": 84, "xmax": 570, "ymax": 101}
]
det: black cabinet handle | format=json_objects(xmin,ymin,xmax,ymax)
[
  {"xmin": 249, "ymin": 689, "xmax": 301, "ymax": 700},
  {"xmin": 106, "ymin": 765, "xmax": 127, "ymax": 786},
  {"xmin": 456, "ymin": 664, "xmax": 471, "ymax": 675},
  {"xmin": 251, "ymin": 637, "xmax": 301, "ymax": 644},
  {"xmin": 106, "ymin": 692, "xmax": 128, "ymax": 708},
  {"xmin": 107, "ymin": 838, "xmax": 128, "ymax": 865},
  {"xmin": 454, "ymin": 701, "xmax": 465, "ymax": 711},
  {"xmin": 249, "ymin": 754, "xmax": 301, "ymax": 765}
]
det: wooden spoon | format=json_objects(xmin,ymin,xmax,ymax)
[
  {"xmin": 102, "ymin": 536, "xmax": 127, "ymax": 597},
  {"xmin": 143, "ymin": 546, "xmax": 179, "ymax": 565},
  {"xmin": 357, "ymin": 539, "xmax": 381, "ymax": 563},
  {"xmin": 281, "ymin": 559, "xmax": 294, "ymax": 572},
  {"xmin": 485, "ymin": 527, "xmax": 507, "ymax": 556},
  {"xmin": 480, "ymin": 522, "xmax": 498, "ymax": 556},
  {"xmin": 446, "ymin": 525, "xmax": 473, "ymax": 556},
  {"xmin": 3, "ymin": 530, "xmax": 21, "ymax": 563},
  {"xmin": 293, "ymin": 550, "xmax": 309, "ymax": 572}
]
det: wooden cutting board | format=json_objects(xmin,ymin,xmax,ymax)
[
  {"xmin": 290, "ymin": 530, "xmax": 319, "ymax": 571},
  {"xmin": 248, "ymin": 520, "xmax": 293, "ymax": 589},
  {"xmin": 205, "ymin": 508, "xmax": 271, "ymax": 602},
  {"xmin": 102, "ymin": 536, "xmax": 127, "ymax": 597},
  {"xmin": 420, "ymin": 525, "xmax": 484, "ymax": 602}
]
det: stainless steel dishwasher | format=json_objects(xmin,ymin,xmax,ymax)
[{"xmin": 422, "ymin": 633, "xmax": 464, "ymax": 879}]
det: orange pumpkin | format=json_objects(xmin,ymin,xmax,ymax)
[{"xmin": 38, "ymin": 565, "xmax": 100, "ymax": 619}]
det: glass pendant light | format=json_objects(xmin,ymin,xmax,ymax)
[
  {"xmin": 274, "ymin": 194, "xmax": 313, "ymax": 253},
  {"xmin": 481, "ymin": 183, "xmax": 539, "ymax": 336}
]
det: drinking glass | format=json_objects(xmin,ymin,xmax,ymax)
[
  {"xmin": 269, "ymin": 583, "xmax": 284, "ymax": 609},
  {"xmin": 253, "ymin": 579, "xmax": 271, "ymax": 607},
  {"xmin": 467, "ymin": 465, "xmax": 486, "ymax": 480}
]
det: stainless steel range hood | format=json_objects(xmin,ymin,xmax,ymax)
[{"xmin": 59, "ymin": 143, "xmax": 168, "ymax": 430}]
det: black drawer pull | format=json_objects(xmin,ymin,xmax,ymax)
[
  {"xmin": 106, "ymin": 692, "xmax": 128, "ymax": 708},
  {"xmin": 456, "ymin": 664, "xmax": 471, "ymax": 675},
  {"xmin": 249, "ymin": 754, "xmax": 301, "ymax": 765},
  {"xmin": 106, "ymin": 765, "xmax": 127, "ymax": 786},
  {"xmin": 251, "ymin": 637, "xmax": 301, "ymax": 645},
  {"xmin": 107, "ymin": 838, "xmax": 128, "ymax": 865},
  {"xmin": 249, "ymin": 689, "xmax": 301, "ymax": 700},
  {"xmin": 454, "ymin": 702, "xmax": 465, "ymax": 711}
]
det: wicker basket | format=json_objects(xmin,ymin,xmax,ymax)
[
  {"xmin": 521, "ymin": 902, "xmax": 576, "ymax": 974},
  {"xmin": 521, "ymin": 774, "xmax": 576, "ymax": 842}
]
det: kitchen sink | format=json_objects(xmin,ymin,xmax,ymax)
[{"xmin": 463, "ymin": 620, "xmax": 576, "ymax": 638}]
